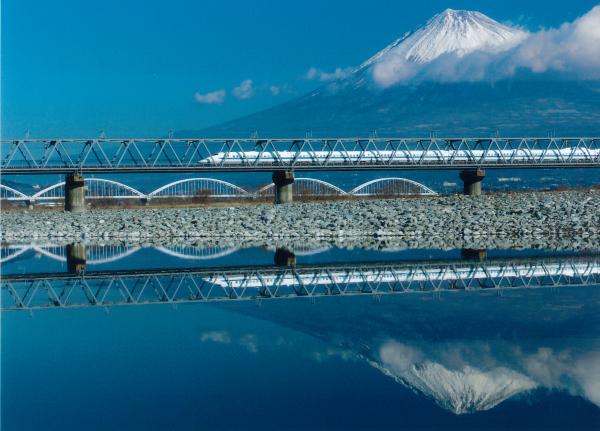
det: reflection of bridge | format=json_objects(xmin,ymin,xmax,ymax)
[
  {"xmin": 2, "ymin": 255, "xmax": 599, "ymax": 310},
  {"xmin": 0, "ymin": 177, "xmax": 436, "ymax": 205},
  {"xmin": 0, "ymin": 244, "xmax": 241, "ymax": 265}
]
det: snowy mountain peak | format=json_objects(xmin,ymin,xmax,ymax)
[{"xmin": 361, "ymin": 9, "xmax": 527, "ymax": 70}]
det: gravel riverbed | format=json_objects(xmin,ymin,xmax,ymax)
[{"xmin": 2, "ymin": 191, "xmax": 600, "ymax": 250}]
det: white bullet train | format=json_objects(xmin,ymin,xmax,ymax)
[{"xmin": 199, "ymin": 148, "xmax": 599, "ymax": 165}]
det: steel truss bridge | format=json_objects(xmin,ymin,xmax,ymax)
[
  {"xmin": 2, "ymin": 137, "xmax": 599, "ymax": 173},
  {"xmin": 2, "ymin": 255, "xmax": 599, "ymax": 310},
  {"xmin": 0, "ymin": 176, "xmax": 436, "ymax": 204}
]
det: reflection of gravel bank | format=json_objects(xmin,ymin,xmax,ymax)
[{"xmin": 2, "ymin": 191, "xmax": 599, "ymax": 250}]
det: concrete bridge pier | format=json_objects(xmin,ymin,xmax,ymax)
[
  {"xmin": 65, "ymin": 172, "xmax": 86, "ymax": 212},
  {"xmin": 67, "ymin": 243, "xmax": 87, "ymax": 274},
  {"xmin": 272, "ymin": 170, "xmax": 294, "ymax": 204},
  {"xmin": 459, "ymin": 168, "xmax": 485, "ymax": 196},
  {"xmin": 461, "ymin": 248, "xmax": 488, "ymax": 261},
  {"xmin": 274, "ymin": 248, "xmax": 296, "ymax": 266}
]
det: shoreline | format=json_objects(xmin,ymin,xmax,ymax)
[{"xmin": 2, "ymin": 190, "xmax": 599, "ymax": 251}]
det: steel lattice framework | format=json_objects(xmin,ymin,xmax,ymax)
[
  {"xmin": 2, "ymin": 255, "xmax": 599, "ymax": 310},
  {"xmin": 2, "ymin": 138, "xmax": 599, "ymax": 173}
]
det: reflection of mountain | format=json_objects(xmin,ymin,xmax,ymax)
[
  {"xmin": 223, "ymin": 286, "xmax": 600, "ymax": 414},
  {"xmin": 372, "ymin": 341, "xmax": 536, "ymax": 414}
]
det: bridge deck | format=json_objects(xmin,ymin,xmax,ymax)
[{"xmin": 2, "ymin": 138, "xmax": 599, "ymax": 173}]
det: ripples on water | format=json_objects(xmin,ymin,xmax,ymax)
[{"xmin": 2, "ymin": 244, "xmax": 600, "ymax": 430}]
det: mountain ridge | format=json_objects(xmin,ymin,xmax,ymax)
[{"xmin": 179, "ymin": 9, "xmax": 600, "ymax": 138}]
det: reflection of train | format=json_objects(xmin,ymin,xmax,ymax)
[
  {"xmin": 206, "ymin": 262, "xmax": 600, "ymax": 288},
  {"xmin": 199, "ymin": 148, "xmax": 600, "ymax": 165}
]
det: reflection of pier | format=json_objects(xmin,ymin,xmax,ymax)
[{"xmin": 2, "ymin": 255, "xmax": 599, "ymax": 310}]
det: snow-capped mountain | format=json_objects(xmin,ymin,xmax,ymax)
[
  {"xmin": 361, "ymin": 9, "xmax": 527, "ymax": 68},
  {"xmin": 189, "ymin": 8, "xmax": 600, "ymax": 138}
]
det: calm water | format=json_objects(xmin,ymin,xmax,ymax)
[{"xmin": 2, "ymin": 245, "xmax": 600, "ymax": 430}]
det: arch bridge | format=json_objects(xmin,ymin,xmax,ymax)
[
  {"xmin": 0, "ymin": 176, "xmax": 436, "ymax": 206},
  {"xmin": 1, "ymin": 137, "xmax": 599, "ymax": 208}
]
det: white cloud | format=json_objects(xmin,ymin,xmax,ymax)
[
  {"xmin": 372, "ymin": 5, "xmax": 600, "ymax": 87},
  {"xmin": 305, "ymin": 67, "xmax": 319, "ymax": 80},
  {"xmin": 269, "ymin": 85, "xmax": 281, "ymax": 96},
  {"xmin": 232, "ymin": 79, "xmax": 254, "ymax": 99},
  {"xmin": 306, "ymin": 66, "xmax": 353, "ymax": 82},
  {"xmin": 194, "ymin": 89, "xmax": 226, "ymax": 104},
  {"xmin": 311, "ymin": 348, "xmax": 357, "ymax": 363},
  {"xmin": 239, "ymin": 334, "xmax": 258, "ymax": 353},
  {"xmin": 506, "ymin": 6, "xmax": 600, "ymax": 77},
  {"xmin": 200, "ymin": 330, "xmax": 231, "ymax": 343}
]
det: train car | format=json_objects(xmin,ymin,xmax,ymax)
[{"xmin": 198, "ymin": 148, "xmax": 598, "ymax": 165}]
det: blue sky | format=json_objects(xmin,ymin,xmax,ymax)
[{"xmin": 2, "ymin": 0, "xmax": 599, "ymax": 138}]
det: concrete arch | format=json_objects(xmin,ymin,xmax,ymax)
[
  {"xmin": 256, "ymin": 178, "xmax": 346, "ymax": 196},
  {"xmin": 0, "ymin": 184, "xmax": 30, "ymax": 201},
  {"xmin": 148, "ymin": 178, "xmax": 249, "ymax": 198},
  {"xmin": 30, "ymin": 182, "xmax": 66, "ymax": 200},
  {"xmin": 83, "ymin": 178, "xmax": 145, "ymax": 199},
  {"xmin": 349, "ymin": 177, "xmax": 436, "ymax": 196},
  {"xmin": 31, "ymin": 179, "xmax": 145, "ymax": 200}
]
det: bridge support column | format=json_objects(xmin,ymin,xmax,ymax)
[
  {"xmin": 65, "ymin": 172, "xmax": 86, "ymax": 212},
  {"xmin": 67, "ymin": 243, "xmax": 87, "ymax": 274},
  {"xmin": 272, "ymin": 170, "xmax": 294, "ymax": 204},
  {"xmin": 274, "ymin": 248, "xmax": 296, "ymax": 266},
  {"xmin": 461, "ymin": 248, "xmax": 488, "ymax": 261},
  {"xmin": 459, "ymin": 169, "xmax": 485, "ymax": 196}
]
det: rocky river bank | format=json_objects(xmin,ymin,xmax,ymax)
[{"xmin": 2, "ymin": 191, "xmax": 599, "ymax": 250}]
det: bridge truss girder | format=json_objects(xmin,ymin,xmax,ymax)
[
  {"xmin": 2, "ymin": 258, "xmax": 599, "ymax": 311},
  {"xmin": 2, "ymin": 137, "xmax": 599, "ymax": 173}
]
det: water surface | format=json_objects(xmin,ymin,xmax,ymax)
[{"xmin": 2, "ymin": 245, "xmax": 599, "ymax": 430}]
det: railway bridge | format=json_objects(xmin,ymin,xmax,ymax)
[{"xmin": 2, "ymin": 137, "xmax": 599, "ymax": 210}]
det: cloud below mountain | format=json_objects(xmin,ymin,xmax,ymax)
[
  {"xmin": 370, "ymin": 6, "xmax": 600, "ymax": 87},
  {"xmin": 306, "ymin": 66, "xmax": 353, "ymax": 82},
  {"xmin": 232, "ymin": 79, "xmax": 254, "ymax": 99},
  {"xmin": 194, "ymin": 89, "xmax": 226, "ymax": 104}
]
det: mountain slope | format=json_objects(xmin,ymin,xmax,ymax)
[
  {"xmin": 184, "ymin": 9, "xmax": 600, "ymax": 138},
  {"xmin": 194, "ymin": 79, "xmax": 600, "ymax": 137}
]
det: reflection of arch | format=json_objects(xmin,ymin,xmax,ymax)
[
  {"xmin": 350, "ymin": 178, "xmax": 436, "ymax": 196},
  {"xmin": 31, "ymin": 245, "xmax": 67, "ymax": 262},
  {"xmin": 0, "ymin": 184, "xmax": 30, "ymax": 201},
  {"xmin": 155, "ymin": 245, "xmax": 239, "ymax": 260},
  {"xmin": 87, "ymin": 246, "xmax": 141, "ymax": 265},
  {"xmin": 294, "ymin": 246, "xmax": 332, "ymax": 257},
  {"xmin": 0, "ymin": 246, "xmax": 30, "ymax": 263},
  {"xmin": 256, "ymin": 178, "xmax": 346, "ymax": 196},
  {"xmin": 148, "ymin": 178, "xmax": 249, "ymax": 198}
]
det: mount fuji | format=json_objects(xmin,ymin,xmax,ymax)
[{"xmin": 187, "ymin": 9, "xmax": 600, "ymax": 137}]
